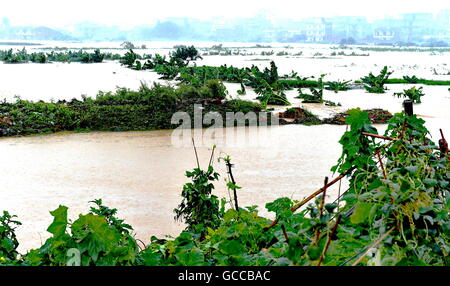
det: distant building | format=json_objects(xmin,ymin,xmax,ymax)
[
  {"xmin": 401, "ymin": 13, "xmax": 434, "ymax": 42},
  {"xmin": 328, "ymin": 16, "xmax": 370, "ymax": 42},
  {"xmin": 373, "ymin": 29, "xmax": 396, "ymax": 41},
  {"xmin": 304, "ymin": 18, "xmax": 332, "ymax": 42},
  {"xmin": 16, "ymin": 30, "xmax": 34, "ymax": 40}
]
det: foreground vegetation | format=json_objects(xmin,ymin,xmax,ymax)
[{"xmin": 0, "ymin": 109, "xmax": 448, "ymax": 266}]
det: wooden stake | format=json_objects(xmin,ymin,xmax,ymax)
[
  {"xmin": 264, "ymin": 167, "xmax": 355, "ymax": 231},
  {"xmin": 208, "ymin": 145, "xmax": 216, "ymax": 168},
  {"xmin": 291, "ymin": 167, "xmax": 355, "ymax": 213},
  {"xmin": 439, "ymin": 129, "xmax": 448, "ymax": 158},
  {"xmin": 226, "ymin": 160, "xmax": 239, "ymax": 211},
  {"xmin": 319, "ymin": 177, "xmax": 329, "ymax": 216},
  {"xmin": 316, "ymin": 177, "xmax": 329, "ymax": 245},
  {"xmin": 376, "ymin": 148, "xmax": 387, "ymax": 179},
  {"xmin": 192, "ymin": 138, "xmax": 200, "ymax": 169},
  {"xmin": 317, "ymin": 214, "xmax": 342, "ymax": 266},
  {"xmin": 351, "ymin": 226, "xmax": 395, "ymax": 266},
  {"xmin": 361, "ymin": 132, "xmax": 398, "ymax": 141},
  {"xmin": 401, "ymin": 118, "xmax": 407, "ymax": 139},
  {"xmin": 281, "ymin": 224, "xmax": 289, "ymax": 242},
  {"xmin": 337, "ymin": 179, "xmax": 342, "ymax": 212}
]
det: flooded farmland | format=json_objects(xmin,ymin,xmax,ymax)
[{"xmin": 0, "ymin": 42, "xmax": 449, "ymax": 253}]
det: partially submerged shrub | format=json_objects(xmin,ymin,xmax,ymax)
[
  {"xmin": 361, "ymin": 66, "xmax": 393, "ymax": 93},
  {"xmin": 403, "ymin": 75, "xmax": 420, "ymax": 84},
  {"xmin": 326, "ymin": 80, "xmax": 351, "ymax": 93},
  {"xmin": 394, "ymin": 86, "xmax": 425, "ymax": 103},
  {"xmin": 0, "ymin": 81, "xmax": 268, "ymax": 137},
  {"xmin": 296, "ymin": 74, "xmax": 325, "ymax": 103}
]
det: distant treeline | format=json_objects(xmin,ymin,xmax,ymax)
[{"xmin": 0, "ymin": 48, "xmax": 121, "ymax": 63}]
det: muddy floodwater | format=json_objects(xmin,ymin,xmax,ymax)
[
  {"xmin": 0, "ymin": 42, "xmax": 448, "ymax": 252},
  {"xmin": 1, "ymin": 125, "xmax": 351, "ymax": 252}
]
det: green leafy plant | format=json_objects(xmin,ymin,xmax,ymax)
[
  {"xmin": 120, "ymin": 49, "xmax": 138, "ymax": 68},
  {"xmin": 394, "ymin": 86, "xmax": 425, "ymax": 103},
  {"xmin": 0, "ymin": 48, "xmax": 114, "ymax": 64},
  {"xmin": 326, "ymin": 80, "xmax": 351, "ymax": 93},
  {"xmin": 174, "ymin": 165, "xmax": 222, "ymax": 236},
  {"xmin": 296, "ymin": 74, "xmax": 325, "ymax": 103},
  {"xmin": 0, "ymin": 211, "xmax": 22, "ymax": 263},
  {"xmin": 403, "ymin": 75, "xmax": 419, "ymax": 84},
  {"xmin": 361, "ymin": 66, "xmax": 393, "ymax": 93},
  {"xmin": 23, "ymin": 203, "xmax": 140, "ymax": 266},
  {"xmin": 0, "ymin": 81, "xmax": 267, "ymax": 137},
  {"xmin": 170, "ymin": 45, "xmax": 203, "ymax": 67}
]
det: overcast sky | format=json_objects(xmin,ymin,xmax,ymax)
[{"xmin": 1, "ymin": 0, "xmax": 450, "ymax": 28}]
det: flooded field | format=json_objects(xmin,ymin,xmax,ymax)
[{"xmin": 0, "ymin": 41, "xmax": 448, "ymax": 252}]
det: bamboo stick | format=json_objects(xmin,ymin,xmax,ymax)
[
  {"xmin": 376, "ymin": 148, "xmax": 387, "ymax": 179},
  {"xmin": 192, "ymin": 138, "xmax": 200, "ymax": 169},
  {"xmin": 317, "ymin": 215, "xmax": 342, "ymax": 266},
  {"xmin": 291, "ymin": 166, "xmax": 355, "ymax": 213},
  {"xmin": 316, "ymin": 177, "xmax": 329, "ymax": 245},
  {"xmin": 351, "ymin": 226, "xmax": 395, "ymax": 266},
  {"xmin": 361, "ymin": 132, "xmax": 398, "ymax": 141},
  {"xmin": 264, "ymin": 166, "xmax": 355, "ymax": 231},
  {"xmin": 281, "ymin": 224, "xmax": 289, "ymax": 242}
]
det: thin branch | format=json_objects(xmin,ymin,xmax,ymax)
[
  {"xmin": 316, "ymin": 177, "xmax": 329, "ymax": 245},
  {"xmin": 226, "ymin": 160, "xmax": 239, "ymax": 211},
  {"xmin": 376, "ymin": 148, "xmax": 387, "ymax": 179},
  {"xmin": 291, "ymin": 166, "xmax": 355, "ymax": 213},
  {"xmin": 264, "ymin": 166, "xmax": 355, "ymax": 231},
  {"xmin": 192, "ymin": 138, "xmax": 200, "ymax": 169},
  {"xmin": 362, "ymin": 132, "xmax": 398, "ymax": 141},
  {"xmin": 281, "ymin": 224, "xmax": 289, "ymax": 242},
  {"xmin": 351, "ymin": 226, "xmax": 395, "ymax": 266},
  {"xmin": 319, "ymin": 177, "xmax": 329, "ymax": 216},
  {"xmin": 317, "ymin": 214, "xmax": 342, "ymax": 266},
  {"xmin": 337, "ymin": 178, "xmax": 342, "ymax": 212},
  {"xmin": 136, "ymin": 239, "xmax": 147, "ymax": 251},
  {"xmin": 401, "ymin": 118, "xmax": 407, "ymax": 139},
  {"xmin": 208, "ymin": 145, "xmax": 216, "ymax": 168}
]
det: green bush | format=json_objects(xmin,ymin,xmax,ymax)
[
  {"xmin": 361, "ymin": 66, "xmax": 393, "ymax": 93},
  {"xmin": 0, "ymin": 48, "xmax": 113, "ymax": 64},
  {"xmin": 394, "ymin": 86, "xmax": 425, "ymax": 103},
  {"xmin": 0, "ymin": 82, "xmax": 268, "ymax": 137}
]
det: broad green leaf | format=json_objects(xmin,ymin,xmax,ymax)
[
  {"xmin": 47, "ymin": 205, "xmax": 68, "ymax": 237},
  {"xmin": 219, "ymin": 240, "xmax": 246, "ymax": 256},
  {"xmin": 175, "ymin": 247, "xmax": 205, "ymax": 266},
  {"xmin": 351, "ymin": 202, "xmax": 375, "ymax": 224}
]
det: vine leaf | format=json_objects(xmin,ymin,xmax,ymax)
[
  {"xmin": 350, "ymin": 202, "xmax": 375, "ymax": 224},
  {"xmin": 47, "ymin": 205, "xmax": 68, "ymax": 237}
]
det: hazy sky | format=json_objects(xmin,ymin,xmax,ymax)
[{"xmin": 1, "ymin": 0, "xmax": 450, "ymax": 28}]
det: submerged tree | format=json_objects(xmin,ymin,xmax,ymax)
[
  {"xmin": 170, "ymin": 45, "xmax": 203, "ymax": 67},
  {"xmin": 120, "ymin": 49, "xmax": 138, "ymax": 68}
]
